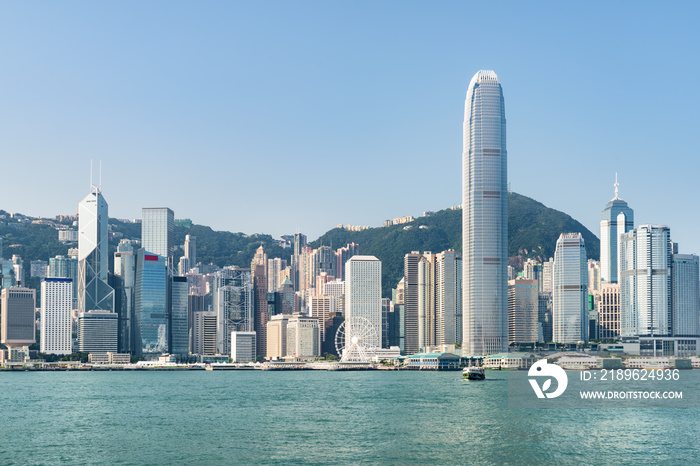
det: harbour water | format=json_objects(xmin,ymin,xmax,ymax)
[{"xmin": 2, "ymin": 370, "xmax": 699, "ymax": 464}]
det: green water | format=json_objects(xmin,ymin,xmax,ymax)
[{"xmin": 1, "ymin": 370, "xmax": 698, "ymax": 464}]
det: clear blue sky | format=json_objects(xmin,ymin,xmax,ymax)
[{"xmin": 2, "ymin": 2, "xmax": 700, "ymax": 255}]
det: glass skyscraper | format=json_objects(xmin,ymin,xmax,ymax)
[
  {"xmin": 134, "ymin": 249, "xmax": 168, "ymax": 355},
  {"xmin": 600, "ymin": 177, "xmax": 634, "ymax": 283},
  {"xmin": 462, "ymin": 70, "xmax": 508, "ymax": 355},
  {"xmin": 552, "ymin": 233, "xmax": 588, "ymax": 343},
  {"xmin": 77, "ymin": 186, "xmax": 114, "ymax": 314},
  {"xmin": 141, "ymin": 208, "xmax": 174, "ymax": 267}
]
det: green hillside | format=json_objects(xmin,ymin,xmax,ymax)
[
  {"xmin": 311, "ymin": 192, "xmax": 600, "ymax": 296},
  {"xmin": 1, "ymin": 192, "xmax": 599, "ymax": 299}
]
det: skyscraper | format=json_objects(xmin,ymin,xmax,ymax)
[
  {"xmin": 170, "ymin": 276, "xmax": 189, "ymax": 356},
  {"xmin": 141, "ymin": 208, "xmax": 175, "ymax": 268},
  {"xmin": 40, "ymin": 278, "xmax": 73, "ymax": 355},
  {"xmin": 345, "ymin": 255, "xmax": 382, "ymax": 350},
  {"xmin": 77, "ymin": 185, "xmax": 114, "ymax": 314},
  {"xmin": 600, "ymin": 176, "xmax": 634, "ymax": 283},
  {"xmin": 508, "ymin": 279, "xmax": 539, "ymax": 344},
  {"xmin": 620, "ymin": 225, "xmax": 671, "ymax": 337},
  {"xmin": 552, "ymin": 233, "xmax": 588, "ymax": 343},
  {"xmin": 184, "ymin": 234, "xmax": 196, "ymax": 269},
  {"xmin": 134, "ymin": 249, "xmax": 168, "ymax": 355},
  {"xmin": 462, "ymin": 70, "xmax": 508, "ymax": 355},
  {"xmin": 671, "ymin": 254, "xmax": 700, "ymax": 337}
]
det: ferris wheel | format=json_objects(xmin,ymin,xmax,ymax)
[{"xmin": 335, "ymin": 316, "xmax": 379, "ymax": 363}]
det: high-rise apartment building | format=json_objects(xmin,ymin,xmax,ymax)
[
  {"xmin": 345, "ymin": 255, "xmax": 382, "ymax": 350},
  {"xmin": 671, "ymin": 254, "xmax": 700, "ymax": 337},
  {"xmin": 251, "ymin": 246, "xmax": 269, "ymax": 359},
  {"xmin": 508, "ymin": 279, "xmax": 539, "ymax": 344},
  {"xmin": 335, "ymin": 243, "xmax": 359, "ymax": 281},
  {"xmin": 417, "ymin": 252, "xmax": 437, "ymax": 350},
  {"xmin": 403, "ymin": 252, "xmax": 422, "ymax": 354},
  {"xmin": 40, "ymin": 278, "xmax": 73, "ymax": 355},
  {"xmin": 620, "ymin": 225, "xmax": 671, "ymax": 337},
  {"xmin": 267, "ymin": 257, "xmax": 288, "ymax": 293},
  {"xmin": 541, "ymin": 258, "xmax": 554, "ymax": 293},
  {"xmin": 77, "ymin": 186, "xmax": 114, "ymax": 314},
  {"xmin": 462, "ymin": 70, "xmax": 508, "ymax": 355},
  {"xmin": 552, "ymin": 233, "xmax": 588, "ymax": 343},
  {"xmin": 600, "ymin": 177, "xmax": 634, "ymax": 283},
  {"xmin": 292, "ymin": 233, "xmax": 307, "ymax": 291}
]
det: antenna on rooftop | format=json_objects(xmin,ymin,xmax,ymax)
[{"xmin": 613, "ymin": 173, "xmax": 619, "ymax": 200}]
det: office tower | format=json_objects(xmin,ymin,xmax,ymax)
[
  {"xmin": 523, "ymin": 259, "xmax": 542, "ymax": 283},
  {"xmin": 600, "ymin": 176, "xmax": 634, "ymax": 283},
  {"xmin": 77, "ymin": 310, "xmax": 118, "ymax": 353},
  {"xmin": 231, "ymin": 331, "xmax": 256, "ymax": 362},
  {"xmin": 508, "ymin": 279, "xmax": 539, "ymax": 344},
  {"xmin": 403, "ymin": 252, "xmax": 422, "ymax": 354},
  {"xmin": 671, "ymin": 254, "xmax": 700, "ymax": 337},
  {"xmin": 286, "ymin": 313, "xmax": 321, "ymax": 359},
  {"xmin": 170, "ymin": 276, "xmax": 189, "ymax": 355},
  {"xmin": 77, "ymin": 185, "xmax": 114, "ymax": 314},
  {"xmin": 588, "ymin": 260, "xmax": 601, "ymax": 292},
  {"xmin": 213, "ymin": 267, "xmax": 253, "ymax": 355},
  {"xmin": 312, "ymin": 246, "xmax": 336, "ymax": 284},
  {"xmin": 30, "ymin": 260, "xmax": 48, "ymax": 279},
  {"xmin": 113, "ymin": 240, "xmax": 137, "ymax": 353},
  {"xmin": 296, "ymin": 245, "xmax": 314, "ymax": 295},
  {"xmin": 134, "ymin": 250, "xmax": 168, "ymax": 355},
  {"xmin": 552, "ymin": 233, "xmax": 588, "ymax": 343},
  {"xmin": 541, "ymin": 258, "xmax": 554, "ymax": 293},
  {"xmin": 390, "ymin": 279, "xmax": 405, "ymax": 351},
  {"xmin": 266, "ymin": 314, "xmax": 290, "ymax": 359},
  {"xmin": 184, "ymin": 234, "xmax": 196, "ymax": 268},
  {"xmin": 381, "ymin": 298, "xmax": 391, "ymax": 348},
  {"xmin": 267, "ymin": 257, "xmax": 287, "ymax": 293},
  {"xmin": 597, "ymin": 282, "xmax": 621, "ymax": 340},
  {"xmin": 178, "ymin": 257, "xmax": 190, "ymax": 276},
  {"xmin": 1, "ymin": 259, "xmax": 15, "ymax": 288},
  {"xmin": 436, "ymin": 250, "xmax": 462, "ymax": 346},
  {"xmin": 345, "ymin": 255, "xmax": 382, "ymax": 350},
  {"xmin": 1, "ymin": 287, "xmax": 36, "ymax": 348},
  {"xmin": 462, "ymin": 70, "xmax": 508, "ymax": 355},
  {"xmin": 417, "ymin": 253, "xmax": 437, "ymax": 350},
  {"xmin": 309, "ymin": 295, "xmax": 334, "ymax": 345},
  {"xmin": 538, "ymin": 292, "xmax": 553, "ymax": 342},
  {"xmin": 192, "ymin": 310, "xmax": 217, "ymax": 355},
  {"xmin": 251, "ymin": 246, "xmax": 269, "ymax": 359},
  {"xmin": 277, "ymin": 278, "xmax": 295, "ymax": 314},
  {"xmin": 40, "ymin": 278, "xmax": 73, "ymax": 355},
  {"xmin": 336, "ymin": 243, "xmax": 359, "ymax": 281},
  {"xmin": 292, "ymin": 233, "xmax": 307, "ymax": 291},
  {"xmin": 141, "ymin": 208, "xmax": 175, "ymax": 269},
  {"xmin": 12, "ymin": 255, "xmax": 24, "ymax": 286},
  {"xmin": 48, "ymin": 255, "xmax": 79, "ymax": 309},
  {"xmin": 620, "ymin": 225, "xmax": 671, "ymax": 337}
]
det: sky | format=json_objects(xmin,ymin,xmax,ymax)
[{"xmin": 2, "ymin": 1, "xmax": 700, "ymax": 254}]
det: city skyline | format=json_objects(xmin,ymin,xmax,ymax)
[{"xmin": 2, "ymin": 3, "xmax": 700, "ymax": 255}]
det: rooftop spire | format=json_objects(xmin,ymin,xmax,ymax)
[{"xmin": 613, "ymin": 173, "xmax": 619, "ymax": 200}]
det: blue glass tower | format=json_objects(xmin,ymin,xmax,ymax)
[
  {"xmin": 134, "ymin": 249, "xmax": 168, "ymax": 355},
  {"xmin": 600, "ymin": 175, "xmax": 634, "ymax": 283}
]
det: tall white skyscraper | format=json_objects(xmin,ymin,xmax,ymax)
[
  {"xmin": 77, "ymin": 185, "xmax": 114, "ymax": 314},
  {"xmin": 345, "ymin": 255, "xmax": 382, "ymax": 350},
  {"xmin": 40, "ymin": 278, "xmax": 73, "ymax": 355},
  {"xmin": 600, "ymin": 176, "xmax": 634, "ymax": 283},
  {"xmin": 552, "ymin": 233, "xmax": 588, "ymax": 343},
  {"xmin": 462, "ymin": 70, "xmax": 508, "ymax": 355},
  {"xmin": 620, "ymin": 225, "xmax": 671, "ymax": 337}
]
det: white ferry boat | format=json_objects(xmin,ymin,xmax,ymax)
[{"xmin": 463, "ymin": 367, "xmax": 485, "ymax": 380}]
